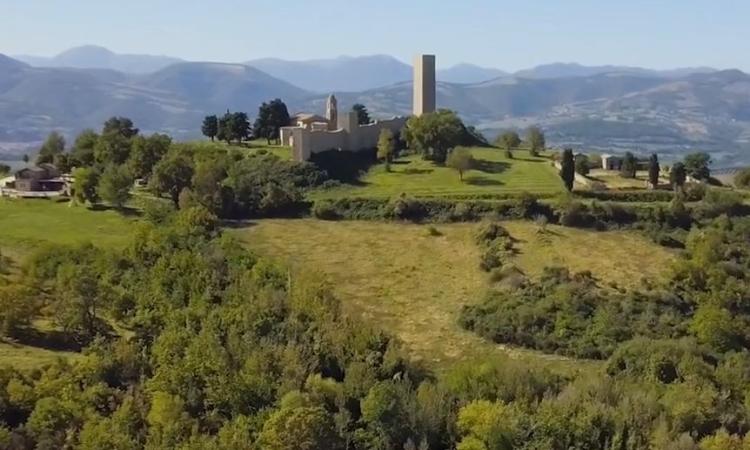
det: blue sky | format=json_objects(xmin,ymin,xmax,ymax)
[{"xmin": 2, "ymin": 0, "xmax": 748, "ymax": 71}]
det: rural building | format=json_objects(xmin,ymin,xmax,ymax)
[
  {"xmin": 281, "ymin": 54, "xmax": 436, "ymax": 162},
  {"xmin": 13, "ymin": 164, "xmax": 64, "ymax": 192},
  {"xmin": 601, "ymin": 154, "xmax": 623, "ymax": 170}
]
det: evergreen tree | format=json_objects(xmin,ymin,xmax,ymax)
[
  {"xmin": 560, "ymin": 148, "xmax": 575, "ymax": 191},
  {"xmin": 352, "ymin": 104, "xmax": 371, "ymax": 125},
  {"xmin": 671, "ymin": 162, "xmax": 687, "ymax": 190},
  {"xmin": 201, "ymin": 115, "xmax": 218, "ymax": 141},
  {"xmin": 648, "ymin": 153, "xmax": 661, "ymax": 189}
]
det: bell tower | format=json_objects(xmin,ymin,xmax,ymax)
[{"xmin": 326, "ymin": 94, "xmax": 338, "ymax": 130}]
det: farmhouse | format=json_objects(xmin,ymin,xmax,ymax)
[
  {"xmin": 282, "ymin": 54, "xmax": 437, "ymax": 162},
  {"xmin": 1, "ymin": 163, "xmax": 68, "ymax": 198}
]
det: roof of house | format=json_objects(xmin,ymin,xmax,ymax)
[{"xmin": 294, "ymin": 113, "xmax": 328, "ymax": 123}]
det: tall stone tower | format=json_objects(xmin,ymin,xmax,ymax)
[
  {"xmin": 413, "ymin": 54, "xmax": 436, "ymax": 116},
  {"xmin": 326, "ymin": 94, "xmax": 338, "ymax": 130}
]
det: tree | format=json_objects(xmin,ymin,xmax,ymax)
[
  {"xmin": 526, "ymin": 126, "xmax": 545, "ymax": 156},
  {"xmin": 73, "ymin": 167, "xmax": 101, "ymax": 205},
  {"xmin": 0, "ymin": 164, "xmax": 10, "ymax": 175},
  {"xmin": 22, "ymin": 154, "xmax": 29, "ymax": 163},
  {"xmin": 446, "ymin": 147, "xmax": 474, "ymax": 182},
  {"xmin": 574, "ymin": 154, "xmax": 590, "ymax": 176},
  {"xmin": 560, "ymin": 149, "xmax": 575, "ymax": 191},
  {"xmin": 201, "ymin": 115, "xmax": 219, "ymax": 141},
  {"xmin": 403, "ymin": 110, "xmax": 465, "ymax": 164},
  {"xmin": 620, "ymin": 152, "xmax": 637, "ymax": 178},
  {"xmin": 94, "ymin": 132, "xmax": 133, "ymax": 166},
  {"xmin": 217, "ymin": 112, "xmax": 234, "ymax": 145},
  {"xmin": 254, "ymin": 99, "xmax": 291, "ymax": 144},
  {"xmin": 377, "ymin": 129, "xmax": 396, "ymax": 171},
  {"xmin": 150, "ymin": 154, "xmax": 195, "ymax": 206},
  {"xmin": 497, "ymin": 131, "xmax": 521, "ymax": 151},
  {"xmin": 734, "ymin": 168, "xmax": 750, "ymax": 189},
  {"xmin": 70, "ymin": 129, "xmax": 99, "ymax": 167},
  {"xmin": 690, "ymin": 304, "xmax": 739, "ymax": 352},
  {"xmin": 99, "ymin": 165, "xmax": 134, "ymax": 209},
  {"xmin": 36, "ymin": 131, "xmax": 66, "ymax": 165},
  {"xmin": 54, "ymin": 263, "xmax": 103, "ymax": 342},
  {"xmin": 352, "ymin": 104, "xmax": 371, "ymax": 125},
  {"xmin": 260, "ymin": 406, "xmax": 341, "ymax": 450},
  {"xmin": 648, "ymin": 153, "xmax": 661, "ymax": 189},
  {"xmin": 671, "ymin": 162, "xmax": 687, "ymax": 190},
  {"xmin": 103, "ymin": 117, "xmax": 139, "ymax": 139},
  {"xmin": 684, "ymin": 152, "xmax": 711, "ymax": 180},
  {"xmin": 231, "ymin": 112, "xmax": 251, "ymax": 144},
  {"xmin": 128, "ymin": 134, "xmax": 172, "ymax": 180}
]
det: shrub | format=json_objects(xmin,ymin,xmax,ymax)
[{"xmin": 312, "ymin": 200, "xmax": 341, "ymax": 220}]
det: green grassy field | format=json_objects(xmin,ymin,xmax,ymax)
[
  {"xmin": 188, "ymin": 139, "xmax": 292, "ymax": 160},
  {"xmin": 0, "ymin": 199, "xmax": 135, "ymax": 256},
  {"xmin": 313, "ymin": 147, "xmax": 564, "ymax": 199},
  {"xmin": 234, "ymin": 219, "xmax": 674, "ymax": 371}
]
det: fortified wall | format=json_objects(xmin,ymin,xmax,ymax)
[{"xmin": 289, "ymin": 111, "xmax": 407, "ymax": 162}]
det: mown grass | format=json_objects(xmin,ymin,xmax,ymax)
[
  {"xmin": 234, "ymin": 219, "xmax": 674, "ymax": 372},
  {"xmin": 312, "ymin": 147, "xmax": 564, "ymax": 200},
  {"xmin": 0, "ymin": 199, "xmax": 135, "ymax": 255}
]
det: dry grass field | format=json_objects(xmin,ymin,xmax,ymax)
[{"xmin": 234, "ymin": 219, "xmax": 674, "ymax": 370}]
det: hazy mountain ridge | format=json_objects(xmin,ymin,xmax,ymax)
[
  {"xmin": 2, "ymin": 49, "xmax": 749, "ymax": 164},
  {"xmin": 14, "ymin": 45, "xmax": 183, "ymax": 74}
]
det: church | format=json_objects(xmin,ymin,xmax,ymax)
[{"xmin": 281, "ymin": 54, "xmax": 436, "ymax": 162}]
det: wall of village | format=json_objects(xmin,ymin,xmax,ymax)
[{"xmin": 291, "ymin": 115, "xmax": 408, "ymax": 161}]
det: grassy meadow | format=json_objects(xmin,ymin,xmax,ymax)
[
  {"xmin": 0, "ymin": 198, "xmax": 135, "ymax": 256},
  {"xmin": 313, "ymin": 147, "xmax": 564, "ymax": 199},
  {"xmin": 234, "ymin": 219, "xmax": 674, "ymax": 371}
]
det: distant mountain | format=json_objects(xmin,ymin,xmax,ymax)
[
  {"xmin": 14, "ymin": 45, "xmax": 183, "ymax": 74},
  {"xmin": 141, "ymin": 62, "xmax": 309, "ymax": 112},
  {"xmin": 0, "ymin": 55, "xmax": 311, "ymax": 152},
  {"xmin": 514, "ymin": 62, "xmax": 717, "ymax": 79},
  {"xmin": 437, "ymin": 64, "xmax": 508, "ymax": 84},
  {"xmin": 2, "ymin": 50, "xmax": 749, "ymax": 165},
  {"xmin": 245, "ymin": 55, "xmax": 413, "ymax": 93},
  {"xmin": 294, "ymin": 70, "xmax": 750, "ymax": 165}
]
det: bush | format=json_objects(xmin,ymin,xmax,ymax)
[{"xmin": 312, "ymin": 200, "xmax": 341, "ymax": 221}]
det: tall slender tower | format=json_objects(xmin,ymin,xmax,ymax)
[
  {"xmin": 413, "ymin": 54, "xmax": 436, "ymax": 116},
  {"xmin": 326, "ymin": 94, "xmax": 338, "ymax": 130}
]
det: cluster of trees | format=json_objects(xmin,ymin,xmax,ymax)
[
  {"xmin": 201, "ymin": 111, "xmax": 251, "ymax": 144},
  {"xmin": 54, "ymin": 116, "xmax": 329, "ymax": 217},
  {"xmin": 494, "ymin": 127, "xmax": 545, "ymax": 158},
  {"xmin": 201, "ymin": 99, "xmax": 291, "ymax": 145},
  {"xmin": 34, "ymin": 118, "xmax": 172, "ymax": 208}
]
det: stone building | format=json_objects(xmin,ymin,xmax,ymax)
[{"xmin": 281, "ymin": 54, "xmax": 437, "ymax": 162}]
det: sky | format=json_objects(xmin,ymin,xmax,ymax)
[{"xmin": 1, "ymin": 0, "xmax": 749, "ymax": 71}]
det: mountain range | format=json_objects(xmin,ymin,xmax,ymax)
[{"xmin": 3, "ymin": 46, "xmax": 750, "ymax": 166}]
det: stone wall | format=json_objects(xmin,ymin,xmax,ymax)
[{"xmin": 291, "ymin": 114, "xmax": 408, "ymax": 162}]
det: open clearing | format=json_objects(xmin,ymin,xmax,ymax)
[
  {"xmin": 0, "ymin": 199, "xmax": 134, "ymax": 256},
  {"xmin": 235, "ymin": 219, "xmax": 674, "ymax": 370},
  {"xmin": 313, "ymin": 147, "xmax": 564, "ymax": 199}
]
